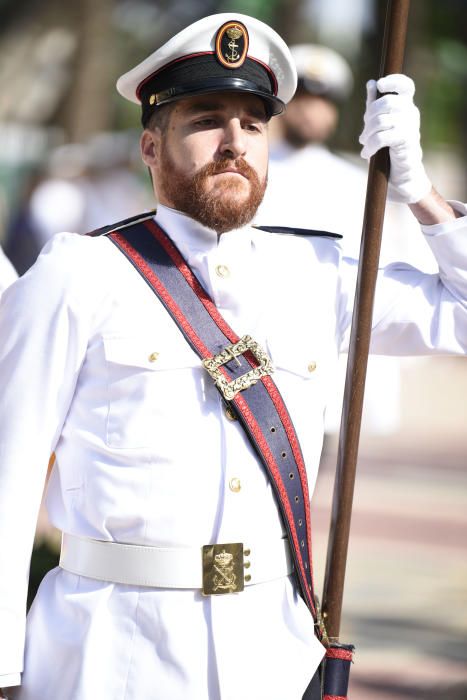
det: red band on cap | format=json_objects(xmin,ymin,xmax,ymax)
[
  {"xmin": 136, "ymin": 52, "xmax": 279, "ymax": 102},
  {"xmin": 249, "ymin": 55, "xmax": 278, "ymax": 95},
  {"xmin": 136, "ymin": 52, "xmax": 214, "ymax": 101}
]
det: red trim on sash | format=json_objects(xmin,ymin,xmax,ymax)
[
  {"xmin": 112, "ymin": 232, "xmax": 212, "ymax": 358},
  {"xmin": 323, "ymin": 695, "xmax": 347, "ymax": 700},
  {"xmin": 262, "ymin": 375, "xmax": 314, "ymax": 585},
  {"xmin": 114, "ymin": 228, "xmax": 255, "ymax": 391},
  {"xmin": 233, "ymin": 392, "xmax": 315, "ymax": 615},
  {"xmin": 146, "ymin": 220, "xmax": 240, "ymax": 343}
]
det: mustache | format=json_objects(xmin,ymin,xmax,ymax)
[{"xmin": 197, "ymin": 157, "xmax": 257, "ymax": 180}]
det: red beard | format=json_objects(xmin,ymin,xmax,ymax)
[{"xmin": 158, "ymin": 149, "xmax": 267, "ymax": 233}]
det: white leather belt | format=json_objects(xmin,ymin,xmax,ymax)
[{"xmin": 59, "ymin": 532, "xmax": 293, "ymax": 594}]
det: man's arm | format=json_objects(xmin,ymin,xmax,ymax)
[
  {"xmin": 0, "ymin": 233, "xmax": 94, "ymax": 685},
  {"xmin": 339, "ymin": 73, "xmax": 467, "ymax": 354},
  {"xmin": 409, "ymin": 187, "xmax": 463, "ymax": 225}
]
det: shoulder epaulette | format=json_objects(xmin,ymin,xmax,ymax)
[
  {"xmin": 253, "ymin": 225, "xmax": 342, "ymax": 239},
  {"xmin": 86, "ymin": 210, "xmax": 158, "ymax": 237}
]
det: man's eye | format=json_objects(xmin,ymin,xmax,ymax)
[{"xmin": 244, "ymin": 123, "xmax": 261, "ymax": 132}]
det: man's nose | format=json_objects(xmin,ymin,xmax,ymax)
[{"xmin": 219, "ymin": 119, "xmax": 247, "ymax": 159}]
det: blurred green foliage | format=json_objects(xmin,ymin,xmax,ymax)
[
  {"xmin": 422, "ymin": 39, "xmax": 467, "ymax": 146},
  {"xmin": 217, "ymin": 0, "xmax": 279, "ymax": 23}
]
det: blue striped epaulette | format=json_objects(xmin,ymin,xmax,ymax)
[
  {"xmin": 87, "ymin": 210, "xmax": 157, "ymax": 237},
  {"xmin": 253, "ymin": 225, "xmax": 342, "ymax": 239}
]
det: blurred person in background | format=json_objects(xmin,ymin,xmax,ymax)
[
  {"xmin": 1, "ymin": 12, "xmax": 467, "ymax": 700},
  {"xmin": 4, "ymin": 133, "xmax": 153, "ymax": 274},
  {"xmin": 257, "ymin": 43, "xmax": 364, "ymax": 247},
  {"xmin": 27, "ymin": 132, "xmax": 152, "ymax": 244}
]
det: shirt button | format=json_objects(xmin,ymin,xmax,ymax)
[
  {"xmin": 229, "ymin": 477, "xmax": 241, "ymax": 493},
  {"xmin": 215, "ymin": 264, "xmax": 230, "ymax": 278},
  {"xmin": 148, "ymin": 352, "xmax": 159, "ymax": 362},
  {"xmin": 307, "ymin": 361, "xmax": 317, "ymax": 373}
]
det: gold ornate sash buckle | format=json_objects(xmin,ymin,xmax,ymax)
[
  {"xmin": 202, "ymin": 335, "xmax": 274, "ymax": 401},
  {"xmin": 202, "ymin": 543, "xmax": 245, "ymax": 595}
]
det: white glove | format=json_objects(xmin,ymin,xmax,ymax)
[{"xmin": 359, "ymin": 74, "xmax": 432, "ymax": 204}]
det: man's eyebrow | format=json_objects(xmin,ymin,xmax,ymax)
[
  {"xmin": 246, "ymin": 106, "xmax": 268, "ymax": 122},
  {"xmin": 185, "ymin": 101, "xmax": 225, "ymax": 114},
  {"xmin": 184, "ymin": 101, "xmax": 267, "ymax": 121}
]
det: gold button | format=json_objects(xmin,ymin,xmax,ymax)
[
  {"xmin": 148, "ymin": 352, "xmax": 159, "ymax": 362},
  {"xmin": 224, "ymin": 404, "xmax": 237, "ymax": 421},
  {"xmin": 149, "ymin": 94, "xmax": 156, "ymax": 105},
  {"xmin": 215, "ymin": 264, "xmax": 230, "ymax": 278},
  {"xmin": 229, "ymin": 477, "xmax": 241, "ymax": 493},
  {"xmin": 307, "ymin": 361, "xmax": 317, "ymax": 373},
  {"xmin": 245, "ymin": 574, "xmax": 251, "ymax": 582}
]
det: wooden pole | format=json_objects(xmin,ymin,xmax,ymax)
[{"xmin": 321, "ymin": 0, "xmax": 411, "ymax": 642}]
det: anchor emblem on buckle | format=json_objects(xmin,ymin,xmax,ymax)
[{"xmin": 202, "ymin": 543, "xmax": 245, "ymax": 595}]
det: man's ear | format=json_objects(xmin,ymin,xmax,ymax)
[{"xmin": 140, "ymin": 129, "xmax": 161, "ymax": 168}]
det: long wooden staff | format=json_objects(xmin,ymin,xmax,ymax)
[{"xmin": 321, "ymin": 0, "xmax": 411, "ymax": 642}]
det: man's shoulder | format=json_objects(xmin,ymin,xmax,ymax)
[
  {"xmin": 1, "ymin": 231, "xmax": 104, "ymax": 314},
  {"xmin": 251, "ymin": 224, "xmax": 343, "ymax": 270},
  {"xmin": 253, "ymin": 225, "xmax": 342, "ymax": 240},
  {"xmin": 18, "ymin": 226, "xmax": 119, "ymax": 297},
  {"xmin": 86, "ymin": 210, "xmax": 157, "ymax": 238}
]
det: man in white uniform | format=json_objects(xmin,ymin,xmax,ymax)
[{"xmin": 0, "ymin": 13, "xmax": 466, "ymax": 700}]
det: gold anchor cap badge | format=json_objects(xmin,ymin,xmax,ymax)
[{"xmin": 215, "ymin": 20, "xmax": 249, "ymax": 70}]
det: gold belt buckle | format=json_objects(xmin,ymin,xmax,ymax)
[
  {"xmin": 202, "ymin": 543, "xmax": 245, "ymax": 595},
  {"xmin": 202, "ymin": 335, "xmax": 274, "ymax": 401}
]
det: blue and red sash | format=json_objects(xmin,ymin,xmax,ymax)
[
  {"xmin": 103, "ymin": 215, "xmax": 317, "ymax": 619},
  {"xmin": 91, "ymin": 213, "xmax": 354, "ymax": 698}
]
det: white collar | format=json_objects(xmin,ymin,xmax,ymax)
[{"xmin": 154, "ymin": 204, "xmax": 255, "ymax": 263}]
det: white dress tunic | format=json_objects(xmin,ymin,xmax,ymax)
[{"xmin": 1, "ymin": 203, "xmax": 467, "ymax": 699}]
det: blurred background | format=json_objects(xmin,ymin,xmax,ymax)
[{"xmin": 0, "ymin": 0, "xmax": 466, "ymax": 697}]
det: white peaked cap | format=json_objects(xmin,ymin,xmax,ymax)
[
  {"xmin": 116, "ymin": 13, "xmax": 297, "ymax": 124},
  {"xmin": 290, "ymin": 44, "xmax": 353, "ymax": 101}
]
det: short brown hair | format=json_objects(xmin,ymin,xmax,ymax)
[{"xmin": 144, "ymin": 103, "xmax": 175, "ymax": 133}]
